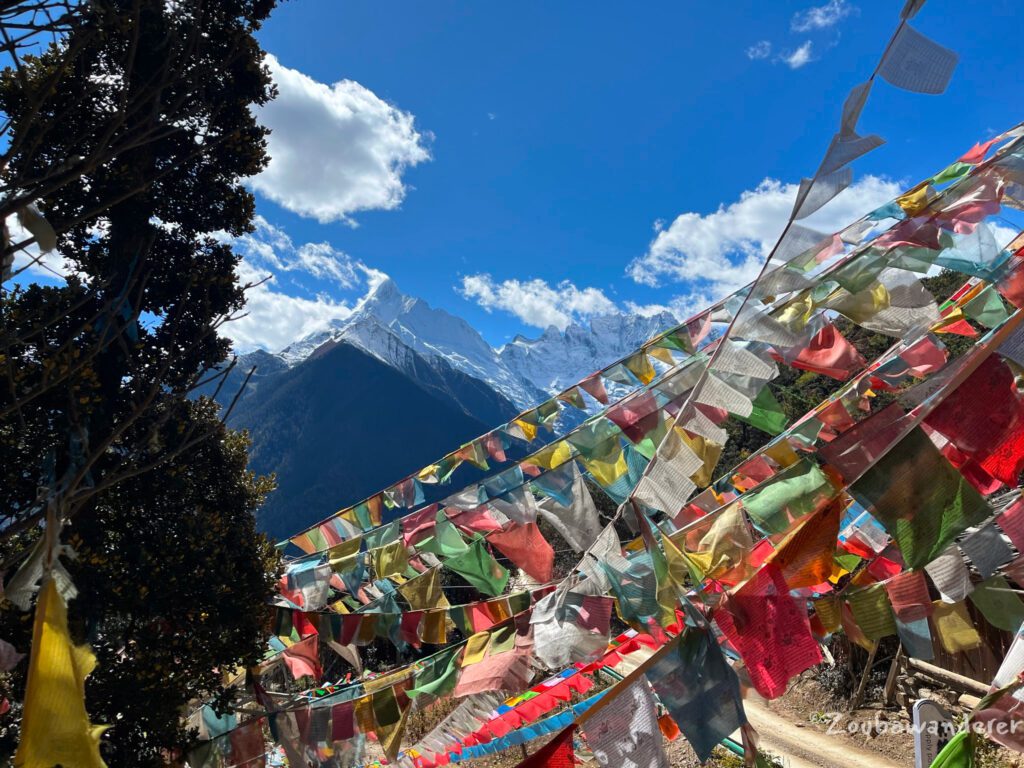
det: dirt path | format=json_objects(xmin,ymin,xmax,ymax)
[{"xmin": 740, "ymin": 700, "xmax": 906, "ymax": 768}]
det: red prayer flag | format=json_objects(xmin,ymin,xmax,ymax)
[
  {"xmin": 402, "ymin": 504, "xmax": 439, "ymax": 547},
  {"xmin": 884, "ymin": 571, "xmax": 933, "ymax": 623},
  {"xmin": 925, "ymin": 355, "xmax": 1024, "ymax": 486},
  {"xmin": 400, "ymin": 611, "xmax": 424, "ymax": 647},
  {"xmin": 331, "ymin": 701, "xmax": 355, "ymax": 741},
  {"xmin": 512, "ymin": 723, "xmax": 576, "ymax": 768},
  {"xmin": 960, "ymin": 137, "xmax": 999, "ymax": 164},
  {"xmin": 579, "ymin": 374, "xmax": 608, "ymax": 405},
  {"xmin": 488, "ymin": 522, "xmax": 555, "ymax": 583},
  {"xmin": 282, "ymin": 635, "xmax": 322, "ymax": 681},
  {"xmin": 998, "ymin": 499, "xmax": 1024, "ymax": 553},
  {"xmin": 791, "ymin": 323, "xmax": 867, "ymax": 380},
  {"xmin": 449, "ymin": 505, "xmax": 503, "ymax": 535},
  {"xmin": 606, "ymin": 391, "xmax": 661, "ymax": 444},
  {"xmin": 229, "ymin": 719, "xmax": 266, "ymax": 768},
  {"xmin": 900, "ymin": 336, "xmax": 948, "ymax": 377},
  {"xmin": 714, "ymin": 564, "xmax": 822, "ymax": 699}
]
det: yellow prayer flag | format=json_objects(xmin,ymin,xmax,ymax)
[
  {"xmin": 763, "ymin": 439, "xmax": 800, "ymax": 470},
  {"xmin": 379, "ymin": 702, "xmax": 411, "ymax": 762},
  {"xmin": 513, "ymin": 418, "xmax": 538, "ymax": 442},
  {"xmin": 373, "ymin": 541, "xmax": 410, "ymax": 580},
  {"xmin": 462, "ymin": 632, "xmax": 491, "ymax": 666},
  {"xmin": 825, "ymin": 282, "xmax": 891, "ymax": 325},
  {"xmin": 814, "ymin": 595, "xmax": 842, "ymax": 634},
  {"xmin": 420, "ymin": 610, "xmax": 449, "ymax": 645},
  {"xmin": 16, "ymin": 579, "xmax": 107, "ymax": 768},
  {"xmin": 671, "ymin": 502, "xmax": 753, "ymax": 582},
  {"xmin": 354, "ymin": 695, "xmax": 376, "ymax": 733},
  {"xmin": 528, "ymin": 440, "xmax": 573, "ymax": 471},
  {"xmin": 363, "ymin": 667, "xmax": 414, "ymax": 694},
  {"xmin": 776, "ymin": 293, "xmax": 817, "ymax": 331},
  {"xmin": 624, "ymin": 352, "xmax": 656, "ymax": 385},
  {"xmin": 896, "ymin": 182, "xmax": 932, "ymax": 216},
  {"xmin": 647, "ymin": 346, "xmax": 676, "ymax": 366},
  {"xmin": 580, "ymin": 446, "xmax": 627, "ymax": 487},
  {"xmin": 677, "ymin": 428, "xmax": 723, "ymax": 487},
  {"xmin": 931, "ymin": 601, "xmax": 982, "ymax": 653},
  {"xmin": 399, "ymin": 568, "xmax": 449, "ymax": 610}
]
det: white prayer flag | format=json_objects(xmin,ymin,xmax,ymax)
[
  {"xmin": 819, "ymin": 131, "xmax": 886, "ymax": 176},
  {"xmin": 583, "ymin": 680, "xmax": 669, "ymax": 768},
  {"xmin": 879, "ymin": 24, "xmax": 958, "ymax": 95},
  {"xmin": 793, "ymin": 167, "xmax": 853, "ymax": 220},
  {"xmin": 776, "ymin": 223, "xmax": 830, "ymax": 264},
  {"xmin": 536, "ymin": 463, "xmax": 603, "ymax": 552},
  {"xmin": 924, "ymin": 546, "xmax": 974, "ymax": 603}
]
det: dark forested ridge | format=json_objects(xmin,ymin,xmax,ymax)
[{"xmin": 223, "ymin": 340, "xmax": 518, "ymax": 538}]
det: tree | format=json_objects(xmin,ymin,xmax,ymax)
[
  {"xmin": 0, "ymin": 0, "xmax": 284, "ymax": 763},
  {"xmin": 0, "ymin": 0, "xmax": 278, "ymax": 535},
  {"xmin": 0, "ymin": 400, "xmax": 279, "ymax": 765}
]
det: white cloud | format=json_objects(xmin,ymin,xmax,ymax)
[
  {"xmin": 252, "ymin": 54, "xmax": 431, "ymax": 225},
  {"xmin": 792, "ymin": 0, "xmax": 857, "ymax": 32},
  {"xmin": 628, "ymin": 175, "xmax": 902, "ymax": 304},
  {"xmin": 224, "ymin": 259, "xmax": 355, "ymax": 353},
  {"xmin": 222, "ymin": 216, "xmax": 390, "ymax": 352},
  {"xmin": 459, "ymin": 275, "xmax": 617, "ymax": 331},
  {"xmin": 746, "ymin": 41, "xmax": 772, "ymax": 61},
  {"xmin": 232, "ymin": 216, "xmax": 361, "ymax": 288},
  {"xmin": 780, "ymin": 41, "xmax": 815, "ymax": 69},
  {"xmin": 624, "ymin": 301, "xmax": 678, "ymax": 319}
]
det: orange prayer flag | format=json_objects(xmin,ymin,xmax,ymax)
[{"xmin": 766, "ymin": 498, "xmax": 842, "ymax": 588}]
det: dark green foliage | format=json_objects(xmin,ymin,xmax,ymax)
[
  {"xmin": 224, "ymin": 340, "xmax": 518, "ymax": 538},
  {"xmin": 0, "ymin": 1, "xmax": 284, "ymax": 764},
  {"xmin": 0, "ymin": 403, "xmax": 280, "ymax": 765}
]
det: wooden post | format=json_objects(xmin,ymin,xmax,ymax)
[
  {"xmin": 883, "ymin": 643, "xmax": 904, "ymax": 707},
  {"xmin": 849, "ymin": 642, "xmax": 879, "ymax": 712}
]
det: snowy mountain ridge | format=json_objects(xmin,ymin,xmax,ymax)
[{"xmin": 272, "ymin": 277, "xmax": 678, "ymax": 410}]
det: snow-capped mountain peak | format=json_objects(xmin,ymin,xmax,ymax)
[{"xmin": 273, "ymin": 280, "xmax": 678, "ymax": 411}]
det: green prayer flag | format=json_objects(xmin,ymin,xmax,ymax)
[
  {"xmin": 742, "ymin": 459, "xmax": 837, "ymax": 535},
  {"xmin": 353, "ymin": 502, "xmax": 373, "ymax": 530},
  {"xmin": 851, "ymin": 428, "xmax": 992, "ymax": 570},
  {"xmin": 507, "ymin": 591, "xmax": 531, "ymax": 615},
  {"xmin": 931, "ymin": 161, "xmax": 973, "ymax": 186},
  {"xmin": 416, "ymin": 513, "xmax": 469, "ymax": 557},
  {"xmin": 448, "ymin": 606, "xmax": 471, "ymax": 636},
  {"xmin": 788, "ymin": 417, "xmax": 825, "ymax": 450},
  {"xmin": 969, "ymin": 576, "xmax": 1024, "ymax": 632},
  {"xmin": 832, "ymin": 248, "xmax": 888, "ymax": 293},
  {"xmin": 656, "ymin": 330, "xmax": 694, "ymax": 354},
  {"xmin": 306, "ymin": 528, "xmax": 328, "ymax": 553},
  {"xmin": 834, "ymin": 552, "xmax": 862, "ymax": 572},
  {"xmin": 487, "ymin": 624, "xmax": 517, "ymax": 655},
  {"xmin": 407, "ymin": 646, "xmax": 462, "ymax": 701},
  {"xmin": 443, "ymin": 537, "xmax": 509, "ymax": 596},
  {"xmin": 847, "ymin": 583, "xmax": 897, "ymax": 641},
  {"xmin": 634, "ymin": 415, "xmax": 669, "ymax": 460},
  {"xmin": 737, "ymin": 387, "xmax": 789, "ymax": 435},
  {"xmin": 962, "ymin": 285, "xmax": 1010, "ymax": 329},
  {"xmin": 537, "ymin": 398, "xmax": 561, "ymax": 430}
]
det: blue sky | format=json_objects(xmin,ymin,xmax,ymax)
[{"xmin": 15, "ymin": 0, "xmax": 1024, "ymax": 351}]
